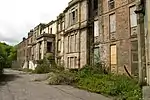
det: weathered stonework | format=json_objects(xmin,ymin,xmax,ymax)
[
  {"xmin": 99, "ymin": 0, "xmax": 137, "ymax": 75},
  {"xmin": 17, "ymin": 0, "xmax": 142, "ymax": 77}
]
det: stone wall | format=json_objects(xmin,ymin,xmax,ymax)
[{"xmin": 99, "ymin": 0, "xmax": 137, "ymax": 74}]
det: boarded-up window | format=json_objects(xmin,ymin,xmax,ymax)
[
  {"xmin": 70, "ymin": 8, "xmax": 78, "ymax": 25},
  {"xmin": 57, "ymin": 40, "xmax": 61, "ymax": 52},
  {"xmin": 130, "ymin": 6, "xmax": 137, "ymax": 27},
  {"xmin": 131, "ymin": 40, "xmax": 138, "ymax": 62},
  {"xmin": 109, "ymin": 14, "xmax": 116, "ymax": 33},
  {"xmin": 110, "ymin": 45, "xmax": 117, "ymax": 64},
  {"xmin": 94, "ymin": 47, "xmax": 100, "ymax": 63},
  {"xmin": 131, "ymin": 40, "xmax": 138, "ymax": 76},
  {"xmin": 94, "ymin": 20, "xmax": 99, "ymax": 37}
]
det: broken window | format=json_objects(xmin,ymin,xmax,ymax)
[
  {"xmin": 57, "ymin": 40, "xmax": 61, "ymax": 52},
  {"xmin": 39, "ymin": 42, "xmax": 42, "ymax": 59},
  {"xmin": 70, "ymin": 8, "xmax": 78, "ymax": 25},
  {"xmin": 108, "ymin": 0, "xmax": 115, "ymax": 10},
  {"xmin": 93, "ymin": 0, "xmax": 98, "ymax": 10},
  {"xmin": 47, "ymin": 42, "xmax": 52, "ymax": 53},
  {"xmin": 50, "ymin": 28, "xmax": 52, "ymax": 34}
]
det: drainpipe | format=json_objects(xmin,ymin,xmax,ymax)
[{"xmin": 135, "ymin": 0, "xmax": 146, "ymax": 86}]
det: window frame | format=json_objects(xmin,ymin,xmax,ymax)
[{"xmin": 109, "ymin": 13, "xmax": 116, "ymax": 33}]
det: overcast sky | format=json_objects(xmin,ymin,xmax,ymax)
[{"xmin": 0, "ymin": 0, "xmax": 70, "ymax": 45}]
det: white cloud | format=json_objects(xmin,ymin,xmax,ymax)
[{"xmin": 0, "ymin": 0, "xmax": 70, "ymax": 45}]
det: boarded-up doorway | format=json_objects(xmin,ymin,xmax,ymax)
[{"xmin": 110, "ymin": 45, "xmax": 117, "ymax": 73}]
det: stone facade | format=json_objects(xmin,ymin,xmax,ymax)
[
  {"xmin": 17, "ymin": 0, "xmax": 142, "ymax": 77},
  {"xmin": 145, "ymin": 0, "xmax": 150, "ymax": 85},
  {"xmin": 62, "ymin": 0, "xmax": 89, "ymax": 69},
  {"xmin": 17, "ymin": 22, "xmax": 56, "ymax": 70},
  {"xmin": 97, "ymin": 0, "xmax": 138, "ymax": 75}
]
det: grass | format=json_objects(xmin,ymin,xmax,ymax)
[
  {"xmin": 46, "ymin": 64, "xmax": 142, "ymax": 100},
  {"xmin": 76, "ymin": 73, "xmax": 141, "ymax": 100}
]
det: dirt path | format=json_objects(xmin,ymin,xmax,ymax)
[{"xmin": 0, "ymin": 69, "xmax": 112, "ymax": 100}]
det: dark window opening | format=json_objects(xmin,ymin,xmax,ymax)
[
  {"xmin": 39, "ymin": 42, "xmax": 42, "ymax": 60},
  {"xmin": 50, "ymin": 28, "xmax": 52, "ymax": 34},
  {"xmin": 108, "ymin": 0, "xmax": 115, "ymax": 10},
  {"xmin": 93, "ymin": 0, "xmax": 98, "ymax": 10},
  {"xmin": 47, "ymin": 42, "xmax": 52, "ymax": 53},
  {"xmin": 72, "ymin": 11, "xmax": 76, "ymax": 23}
]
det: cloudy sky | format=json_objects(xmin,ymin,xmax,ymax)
[{"xmin": 0, "ymin": 0, "xmax": 70, "ymax": 45}]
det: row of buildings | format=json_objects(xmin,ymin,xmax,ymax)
[{"xmin": 17, "ymin": 0, "xmax": 150, "ymax": 84}]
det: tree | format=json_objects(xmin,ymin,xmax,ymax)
[{"xmin": 0, "ymin": 42, "xmax": 17, "ymax": 70}]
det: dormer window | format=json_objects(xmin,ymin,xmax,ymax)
[{"xmin": 108, "ymin": 0, "xmax": 115, "ymax": 10}]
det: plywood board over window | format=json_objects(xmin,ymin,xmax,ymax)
[
  {"xmin": 109, "ymin": 13, "xmax": 116, "ymax": 33},
  {"xmin": 131, "ymin": 40, "xmax": 138, "ymax": 76},
  {"xmin": 110, "ymin": 45, "xmax": 117, "ymax": 73},
  {"xmin": 94, "ymin": 20, "xmax": 99, "ymax": 37},
  {"xmin": 130, "ymin": 6, "xmax": 137, "ymax": 28},
  {"xmin": 94, "ymin": 47, "xmax": 100, "ymax": 63}
]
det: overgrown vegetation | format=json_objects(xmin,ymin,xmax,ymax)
[
  {"xmin": 76, "ymin": 65, "xmax": 141, "ymax": 100},
  {"xmin": 0, "ymin": 42, "xmax": 17, "ymax": 74},
  {"xmin": 25, "ymin": 54, "xmax": 141, "ymax": 99},
  {"xmin": 46, "ymin": 63, "xmax": 141, "ymax": 100},
  {"xmin": 33, "ymin": 54, "xmax": 64, "ymax": 74}
]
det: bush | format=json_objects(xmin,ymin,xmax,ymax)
[
  {"xmin": 76, "ymin": 65, "xmax": 142, "ymax": 100},
  {"xmin": 48, "ymin": 71, "xmax": 77, "ymax": 85},
  {"xmin": 34, "ymin": 61, "xmax": 51, "ymax": 74},
  {"xmin": 0, "ymin": 57, "xmax": 4, "ymax": 75},
  {"xmin": 46, "ymin": 62, "xmax": 141, "ymax": 100},
  {"xmin": 34, "ymin": 57, "xmax": 64, "ymax": 74}
]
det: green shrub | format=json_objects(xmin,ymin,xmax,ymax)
[
  {"xmin": 46, "ymin": 62, "xmax": 141, "ymax": 100},
  {"xmin": 0, "ymin": 57, "xmax": 4, "ymax": 75},
  {"xmin": 34, "ymin": 62, "xmax": 51, "ymax": 74},
  {"xmin": 76, "ymin": 65, "xmax": 141, "ymax": 100},
  {"xmin": 34, "ymin": 54, "xmax": 64, "ymax": 74},
  {"xmin": 48, "ymin": 71, "xmax": 77, "ymax": 85}
]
